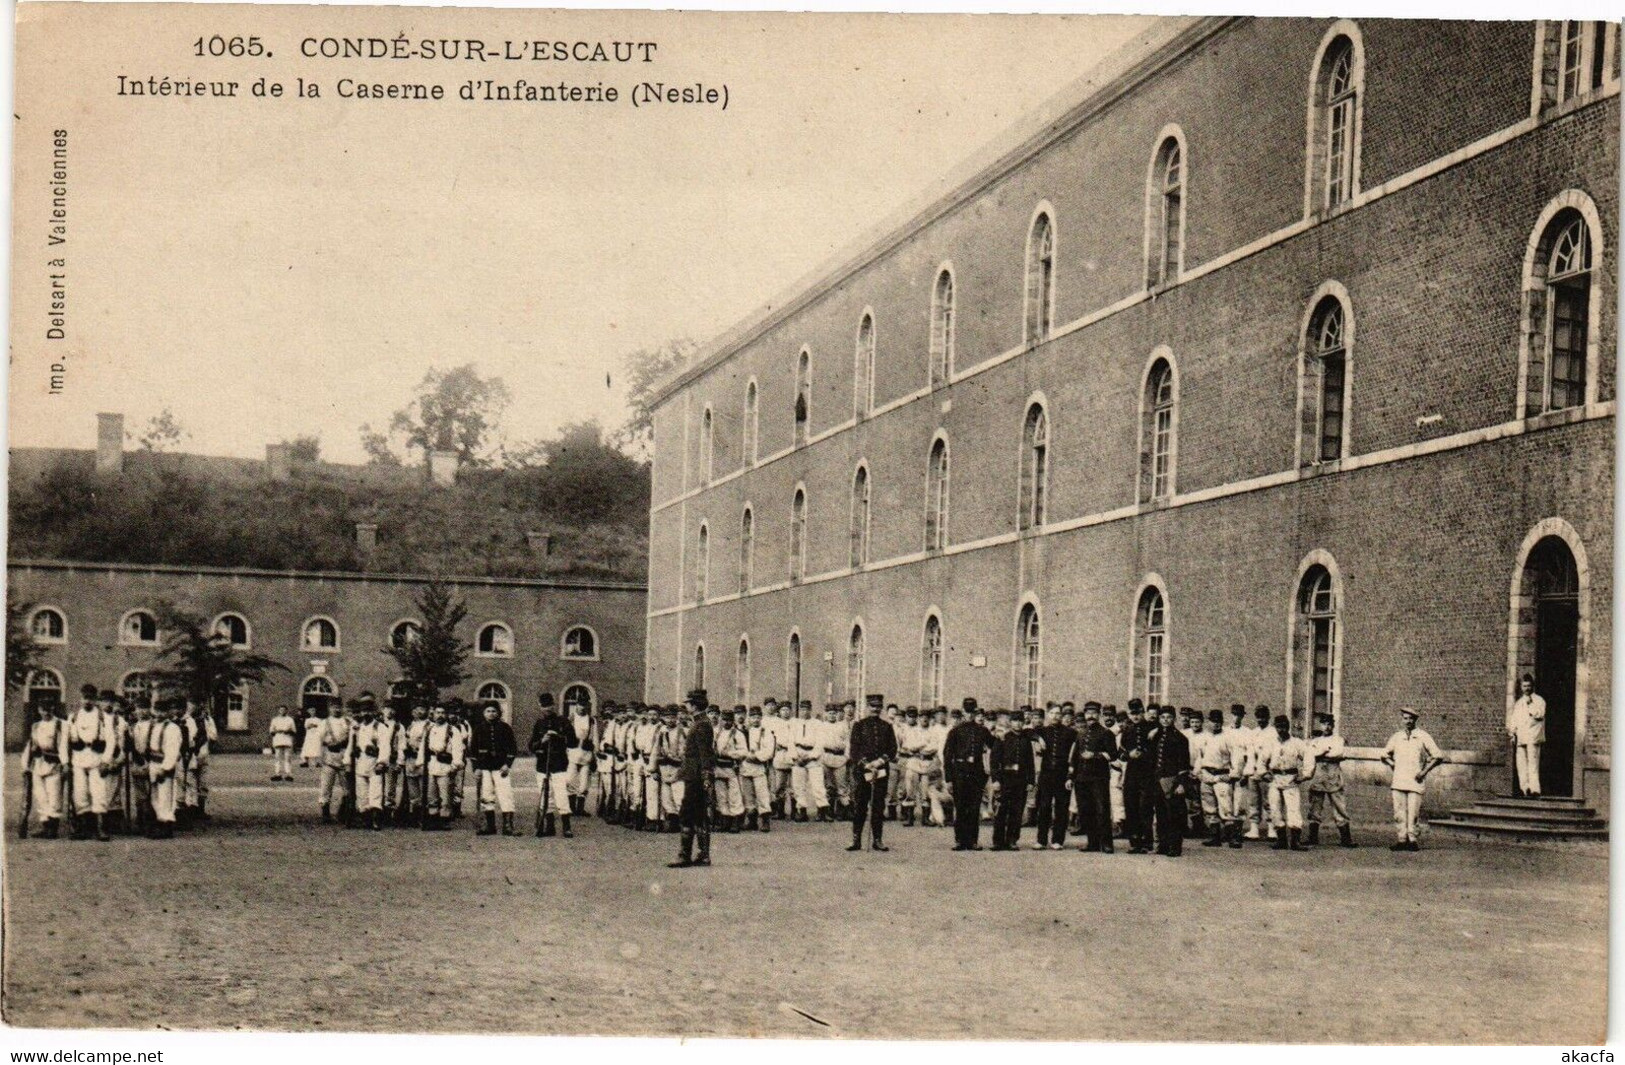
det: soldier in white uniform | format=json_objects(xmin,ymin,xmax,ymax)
[
  {"xmin": 420, "ymin": 705, "xmax": 466, "ymax": 830},
  {"xmin": 268, "ymin": 705, "xmax": 298, "ymax": 781},
  {"xmin": 819, "ymin": 704, "xmax": 850, "ymax": 822},
  {"xmin": 67, "ymin": 685, "xmax": 117, "ymax": 841},
  {"xmin": 1382, "ymin": 706, "xmax": 1444, "ymax": 851},
  {"xmin": 1306, "ymin": 711, "xmax": 1356, "ymax": 848},
  {"xmin": 566, "ymin": 698, "xmax": 596, "ymax": 814},
  {"xmin": 399, "ymin": 705, "xmax": 429, "ymax": 825},
  {"xmin": 765, "ymin": 699, "xmax": 796, "ymax": 819},
  {"xmin": 1263, "ymin": 714, "xmax": 1312, "ymax": 852},
  {"xmin": 449, "ymin": 707, "xmax": 473, "ymax": 820},
  {"xmin": 1506, "ymin": 673, "xmax": 1547, "ymax": 798},
  {"xmin": 317, "ymin": 701, "xmax": 354, "ymax": 824},
  {"xmin": 655, "ymin": 705, "xmax": 686, "ymax": 832},
  {"xmin": 299, "ymin": 708, "xmax": 325, "ymax": 767},
  {"xmin": 128, "ymin": 705, "xmax": 156, "ymax": 837},
  {"xmin": 147, "ymin": 700, "xmax": 186, "ymax": 839},
  {"xmin": 351, "ymin": 695, "xmax": 390, "ymax": 831},
  {"xmin": 594, "ymin": 703, "xmax": 620, "ymax": 820},
  {"xmin": 896, "ymin": 708, "xmax": 927, "ymax": 826},
  {"xmin": 24, "ymin": 703, "xmax": 70, "ymax": 838},
  {"xmin": 1193, "ymin": 709, "xmax": 1236, "ymax": 848},
  {"xmin": 923, "ymin": 707, "xmax": 951, "ymax": 827},
  {"xmin": 788, "ymin": 701, "xmax": 822, "ymax": 822},
  {"xmin": 711, "ymin": 707, "xmax": 748, "ymax": 832},
  {"xmin": 740, "ymin": 705, "xmax": 776, "ymax": 831},
  {"xmin": 631, "ymin": 705, "xmax": 660, "ymax": 830},
  {"xmin": 181, "ymin": 702, "xmax": 218, "ymax": 822}
]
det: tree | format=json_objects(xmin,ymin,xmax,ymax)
[
  {"xmin": 6, "ymin": 599, "xmax": 44, "ymax": 694},
  {"xmin": 382, "ymin": 582, "xmax": 471, "ymax": 708},
  {"xmin": 285, "ymin": 435, "xmax": 322, "ymax": 464},
  {"xmin": 150, "ymin": 603, "xmax": 289, "ymax": 725},
  {"xmin": 132, "ymin": 408, "xmax": 188, "ymax": 452},
  {"xmin": 359, "ymin": 424, "xmax": 401, "ymax": 466},
  {"xmin": 613, "ymin": 337, "xmax": 696, "ymax": 458},
  {"xmin": 388, "ymin": 364, "xmax": 512, "ymax": 468}
]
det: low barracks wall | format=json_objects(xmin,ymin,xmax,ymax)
[
  {"xmin": 644, "ymin": 17, "xmax": 1618, "ymax": 813},
  {"xmin": 8, "ymin": 561, "xmax": 646, "ymax": 751}
]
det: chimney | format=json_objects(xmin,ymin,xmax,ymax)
[
  {"xmin": 428, "ymin": 449, "xmax": 459, "ymax": 487},
  {"xmin": 266, "ymin": 443, "xmax": 291, "ymax": 482},
  {"xmin": 526, "ymin": 530, "xmax": 553, "ymax": 556},
  {"xmin": 95, "ymin": 413, "xmax": 124, "ymax": 475},
  {"xmin": 355, "ymin": 522, "xmax": 378, "ymax": 554}
]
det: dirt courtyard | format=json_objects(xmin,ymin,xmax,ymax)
[{"xmin": 1, "ymin": 755, "xmax": 1607, "ymax": 1043}]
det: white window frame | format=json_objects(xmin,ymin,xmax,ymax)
[
  {"xmin": 301, "ymin": 615, "xmax": 340, "ymax": 653},
  {"xmin": 561, "ymin": 624, "xmax": 601, "ymax": 661},
  {"xmin": 854, "ymin": 310, "xmax": 877, "ymax": 418},
  {"xmin": 1023, "ymin": 205, "xmax": 1057, "ymax": 347},
  {"xmin": 850, "ymin": 462, "xmax": 872, "ymax": 568},
  {"xmin": 29, "ymin": 605, "xmax": 68, "ymax": 645},
  {"xmin": 475, "ymin": 621, "xmax": 515, "ymax": 659},
  {"xmin": 925, "ymin": 433, "xmax": 950, "ymax": 553},
  {"xmin": 212, "ymin": 611, "xmax": 252, "ymax": 649},
  {"xmin": 930, "ymin": 264, "xmax": 956, "ymax": 387}
]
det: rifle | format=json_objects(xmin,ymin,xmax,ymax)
[
  {"xmin": 18, "ymin": 741, "xmax": 33, "ymax": 839},
  {"xmin": 537, "ymin": 727, "xmax": 555, "ymax": 835}
]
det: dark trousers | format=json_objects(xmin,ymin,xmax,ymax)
[
  {"xmin": 1154, "ymin": 776, "xmax": 1184, "ymax": 856},
  {"xmin": 678, "ymin": 779, "xmax": 711, "ymax": 860},
  {"xmin": 950, "ymin": 777, "xmax": 985, "ymax": 848},
  {"xmin": 992, "ymin": 776, "xmax": 1027, "ymax": 849},
  {"xmin": 1034, "ymin": 777, "xmax": 1070, "ymax": 846},
  {"xmin": 1076, "ymin": 774, "xmax": 1112, "ymax": 849},
  {"xmin": 852, "ymin": 769, "xmax": 887, "ymax": 844},
  {"xmin": 1124, "ymin": 774, "xmax": 1155, "ymax": 850}
]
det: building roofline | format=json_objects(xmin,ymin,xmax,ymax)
[
  {"xmin": 7, "ymin": 558, "xmax": 647, "ymax": 593},
  {"xmin": 650, "ymin": 14, "xmax": 1236, "ymax": 408}
]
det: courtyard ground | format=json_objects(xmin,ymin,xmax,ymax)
[{"xmin": 1, "ymin": 755, "xmax": 1607, "ymax": 1043}]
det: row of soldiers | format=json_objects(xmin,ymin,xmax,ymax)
[{"xmin": 21, "ymin": 684, "xmax": 218, "ymax": 840}]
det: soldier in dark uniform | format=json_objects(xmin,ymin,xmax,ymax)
[
  {"xmin": 1120, "ymin": 698, "xmax": 1155, "ymax": 854},
  {"xmin": 989, "ymin": 709, "xmax": 1036, "ymax": 851},
  {"xmin": 469, "ymin": 700, "xmax": 519, "ymax": 837},
  {"xmin": 670, "ymin": 689, "xmax": 716, "ymax": 868},
  {"xmin": 1072, "ymin": 702, "xmax": 1117, "ymax": 852},
  {"xmin": 846, "ymin": 693, "xmax": 898, "ymax": 852},
  {"xmin": 1151, "ymin": 704, "xmax": 1193, "ymax": 857},
  {"xmin": 942, "ymin": 697, "xmax": 993, "ymax": 851},
  {"xmin": 1033, "ymin": 702, "xmax": 1077, "ymax": 850},
  {"xmin": 529, "ymin": 693, "xmax": 577, "ymax": 838}
]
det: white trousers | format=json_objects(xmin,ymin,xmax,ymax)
[
  {"xmin": 715, "ymin": 771, "xmax": 744, "ymax": 816},
  {"xmin": 150, "ymin": 769, "xmax": 177, "ymax": 823},
  {"xmin": 1514, "ymin": 743, "xmax": 1542, "ymax": 795},
  {"xmin": 273, "ymin": 747, "xmax": 294, "ymax": 776},
  {"xmin": 1268, "ymin": 776, "xmax": 1303, "ymax": 830},
  {"xmin": 31, "ymin": 770, "xmax": 65, "ymax": 820},
  {"xmin": 1391, "ymin": 789, "xmax": 1423, "ymax": 842},
  {"xmin": 476, "ymin": 770, "xmax": 515, "ymax": 813},
  {"xmin": 355, "ymin": 760, "xmax": 386, "ymax": 810},
  {"xmin": 537, "ymin": 771, "xmax": 572, "ymax": 815},
  {"xmin": 72, "ymin": 765, "xmax": 112, "ymax": 814},
  {"xmin": 740, "ymin": 771, "xmax": 773, "ymax": 814},
  {"xmin": 318, "ymin": 765, "xmax": 350, "ymax": 810},
  {"xmin": 566, "ymin": 754, "xmax": 593, "ymax": 798}
]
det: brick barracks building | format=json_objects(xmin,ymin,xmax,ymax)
[{"xmin": 644, "ymin": 17, "xmax": 1617, "ymax": 815}]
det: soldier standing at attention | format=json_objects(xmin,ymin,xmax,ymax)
[
  {"xmin": 1306, "ymin": 712, "xmax": 1356, "ymax": 848},
  {"xmin": 470, "ymin": 700, "xmax": 519, "ymax": 837},
  {"xmin": 924, "ymin": 707, "xmax": 951, "ymax": 828},
  {"xmin": 670, "ymin": 690, "xmax": 716, "ymax": 868},
  {"xmin": 713, "ymin": 707, "xmax": 749, "ymax": 832},
  {"xmin": 67, "ymin": 685, "xmax": 117, "ymax": 841},
  {"xmin": 896, "ymin": 707, "xmax": 926, "ymax": 827},
  {"xmin": 822, "ymin": 703, "xmax": 852, "ymax": 820},
  {"xmin": 762, "ymin": 699, "xmax": 794, "ymax": 820},
  {"xmin": 1150, "ymin": 705, "xmax": 1192, "ymax": 857},
  {"xmin": 317, "ymin": 699, "xmax": 352, "ymax": 824},
  {"xmin": 788, "ymin": 700, "xmax": 821, "ymax": 822},
  {"xmin": 349, "ymin": 695, "xmax": 389, "ymax": 831},
  {"xmin": 1033, "ymin": 702, "xmax": 1076, "ymax": 851},
  {"xmin": 1248, "ymin": 705, "xmax": 1276, "ymax": 841},
  {"xmin": 989, "ymin": 708, "xmax": 1036, "ymax": 852},
  {"xmin": 566, "ymin": 697, "xmax": 595, "ymax": 815},
  {"xmin": 1117, "ymin": 700, "xmax": 1151, "ymax": 854},
  {"xmin": 24, "ymin": 700, "xmax": 70, "ymax": 838},
  {"xmin": 268, "ymin": 705, "xmax": 298, "ymax": 781},
  {"xmin": 846, "ymin": 693, "xmax": 898, "ymax": 852},
  {"xmin": 419, "ymin": 705, "xmax": 465, "ymax": 832},
  {"xmin": 943, "ymin": 698, "xmax": 994, "ymax": 851},
  {"xmin": 594, "ymin": 702, "xmax": 620, "ymax": 820},
  {"xmin": 147, "ymin": 700, "xmax": 186, "ymax": 839},
  {"xmin": 129, "ymin": 704, "xmax": 155, "ymax": 837},
  {"xmin": 1264, "ymin": 714, "xmax": 1312, "ymax": 852},
  {"xmin": 400, "ymin": 704, "xmax": 429, "ymax": 826},
  {"xmin": 1195, "ymin": 710, "xmax": 1235, "ymax": 848},
  {"xmin": 741, "ymin": 705, "xmax": 777, "ymax": 831},
  {"xmin": 655, "ymin": 705, "xmax": 687, "ymax": 832},
  {"xmin": 1382, "ymin": 707, "xmax": 1444, "ymax": 851},
  {"xmin": 530, "ymin": 693, "xmax": 577, "ymax": 838}
]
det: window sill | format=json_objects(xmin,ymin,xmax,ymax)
[
  {"xmin": 473, "ymin": 652, "xmax": 514, "ymax": 660},
  {"xmin": 1523, "ymin": 406, "xmax": 1590, "ymax": 432},
  {"xmin": 119, "ymin": 641, "xmax": 160, "ymax": 649},
  {"xmin": 303, "ymin": 646, "xmax": 340, "ymax": 654},
  {"xmin": 1297, "ymin": 457, "xmax": 1343, "ymax": 478},
  {"xmin": 561, "ymin": 654, "xmax": 601, "ymax": 663}
]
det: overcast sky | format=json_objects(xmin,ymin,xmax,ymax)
[{"xmin": 10, "ymin": 6, "xmax": 1149, "ymax": 463}]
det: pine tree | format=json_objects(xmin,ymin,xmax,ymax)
[
  {"xmin": 5, "ymin": 600, "xmax": 45, "ymax": 694},
  {"xmin": 383, "ymin": 582, "xmax": 471, "ymax": 708},
  {"xmin": 151, "ymin": 603, "xmax": 289, "ymax": 724}
]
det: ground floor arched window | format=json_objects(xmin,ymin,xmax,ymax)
[{"xmin": 1511, "ymin": 528, "xmax": 1588, "ymax": 797}]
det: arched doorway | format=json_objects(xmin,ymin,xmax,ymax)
[
  {"xmin": 301, "ymin": 675, "xmax": 337, "ymax": 716},
  {"xmin": 1522, "ymin": 536, "xmax": 1580, "ymax": 796}
]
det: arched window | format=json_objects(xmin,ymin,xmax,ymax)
[
  {"xmin": 854, "ymin": 312, "xmax": 876, "ymax": 418},
  {"xmin": 562, "ymin": 625, "xmax": 599, "ymax": 660},
  {"xmin": 390, "ymin": 619, "xmax": 423, "ymax": 650},
  {"xmin": 561, "ymin": 683, "xmax": 596, "ymax": 713},
  {"xmin": 1020, "ymin": 403, "xmax": 1049, "ymax": 530},
  {"xmin": 1293, "ymin": 564, "xmax": 1341, "ymax": 725},
  {"xmin": 1536, "ymin": 21, "xmax": 1617, "ymax": 109},
  {"xmin": 1301, "ymin": 294, "xmax": 1350, "ymax": 464},
  {"xmin": 736, "ymin": 637, "xmax": 751, "ymax": 705},
  {"xmin": 698, "ymin": 406, "xmax": 714, "ymax": 485},
  {"xmin": 1148, "ymin": 136, "xmax": 1184, "ymax": 287},
  {"xmin": 120, "ymin": 670, "xmax": 155, "ymax": 710},
  {"xmin": 120, "ymin": 609, "xmax": 159, "ymax": 647},
  {"xmin": 29, "ymin": 607, "xmax": 66, "ymax": 644},
  {"xmin": 693, "ymin": 644, "xmax": 707, "ymax": 691},
  {"xmin": 739, "ymin": 506, "xmax": 754, "ymax": 593},
  {"xmin": 1308, "ymin": 31, "xmax": 1363, "ymax": 212},
  {"xmin": 695, "ymin": 523, "xmax": 710, "ymax": 602},
  {"xmin": 794, "ymin": 348, "xmax": 811, "ymax": 446},
  {"xmin": 213, "ymin": 612, "xmax": 250, "ymax": 649},
  {"xmin": 1138, "ymin": 357, "xmax": 1178, "ymax": 502},
  {"xmin": 930, "ymin": 267, "xmax": 955, "ymax": 387},
  {"xmin": 225, "ymin": 682, "xmax": 249, "ymax": 732},
  {"xmin": 743, "ymin": 380, "xmax": 759, "ymax": 464},
  {"xmin": 850, "ymin": 464, "xmax": 871, "ymax": 568},
  {"xmin": 921, "ymin": 613, "xmax": 944, "ymax": 708},
  {"xmin": 846, "ymin": 622, "xmax": 866, "ymax": 703},
  {"xmin": 925, "ymin": 436, "xmax": 950, "ymax": 552},
  {"xmin": 789, "ymin": 488, "xmax": 807, "ymax": 582},
  {"xmin": 25, "ymin": 669, "xmax": 64, "ymax": 717},
  {"xmin": 1024, "ymin": 210, "xmax": 1056, "ymax": 346},
  {"xmin": 301, "ymin": 675, "xmax": 336, "ymax": 712},
  {"xmin": 1543, "ymin": 212, "xmax": 1591, "ymax": 412},
  {"xmin": 301, "ymin": 616, "xmax": 339, "ymax": 652},
  {"xmin": 1016, "ymin": 602, "xmax": 1041, "ymax": 708},
  {"xmin": 787, "ymin": 631, "xmax": 803, "ymax": 708},
  {"xmin": 477, "ymin": 680, "xmax": 512, "ymax": 722},
  {"xmin": 476, "ymin": 622, "xmax": 513, "ymax": 657},
  {"xmin": 1133, "ymin": 586, "xmax": 1168, "ymax": 704}
]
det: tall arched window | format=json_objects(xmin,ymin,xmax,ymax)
[
  {"xmin": 1308, "ymin": 31, "xmax": 1363, "ymax": 212},
  {"xmin": 794, "ymin": 348, "xmax": 811, "ymax": 446},
  {"xmin": 930, "ymin": 267, "xmax": 955, "ymax": 387},
  {"xmin": 693, "ymin": 644, "xmax": 707, "ymax": 691},
  {"xmin": 846, "ymin": 622, "xmax": 866, "ymax": 703},
  {"xmin": 1301, "ymin": 294, "xmax": 1350, "ymax": 464},
  {"xmin": 787, "ymin": 632, "xmax": 803, "ymax": 708},
  {"xmin": 1138, "ymin": 356, "xmax": 1177, "ymax": 502},
  {"xmin": 1016, "ymin": 602, "xmax": 1041, "ymax": 708},
  {"xmin": 739, "ymin": 506, "xmax": 754, "ymax": 594},
  {"xmin": 735, "ymin": 637, "xmax": 752, "ymax": 705},
  {"xmin": 1148, "ymin": 135, "xmax": 1184, "ymax": 287},
  {"xmin": 925, "ymin": 436, "xmax": 950, "ymax": 552},
  {"xmin": 850, "ymin": 464, "xmax": 871, "ymax": 568},
  {"xmin": 854, "ymin": 312, "xmax": 876, "ymax": 418},
  {"xmin": 1293, "ymin": 564, "xmax": 1341, "ymax": 724},
  {"xmin": 789, "ymin": 487, "xmax": 807, "ymax": 582},
  {"xmin": 1133, "ymin": 586, "xmax": 1168, "ymax": 704},
  {"xmin": 698, "ymin": 406, "xmax": 714, "ymax": 485},
  {"xmin": 1521, "ymin": 196, "xmax": 1602, "ymax": 418},
  {"xmin": 1020, "ymin": 403, "xmax": 1049, "ymax": 530},
  {"xmin": 1024, "ymin": 210, "xmax": 1056, "ymax": 346},
  {"xmin": 743, "ymin": 381, "xmax": 759, "ymax": 464},
  {"xmin": 695, "ymin": 523, "xmax": 710, "ymax": 602},
  {"xmin": 921, "ymin": 613, "xmax": 944, "ymax": 708}
]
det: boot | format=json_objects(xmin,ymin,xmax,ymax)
[
  {"xmin": 667, "ymin": 813, "xmax": 681, "ymax": 833},
  {"xmin": 1338, "ymin": 825, "xmax": 1357, "ymax": 848},
  {"xmin": 370, "ymin": 809, "xmax": 384, "ymax": 832},
  {"xmin": 872, "ymin": 828, "xmax": 888, "ymax": 852},
  {"xmin": 535, "ymin": 809, "xmax": 546, "ymax": 838},
  {"xmin": 478, "ymin": 811, "xmax": 497, "ymax": 836},
  {"xmin": 321, "ymin": 807, "xmax": 333, "ymax": 825},
  {"xmin": 561, "ymin": 814, "xmax": 574, "ymax": 839},
  {"xmin": 885, "ymin": 803, "xmax": 896, "ymax": 822},
  {"xmin": 847, "ymin": 832, "xmax": 863, "ymax": 851},
  {"xmin": 746, "ymin": 812, "xmax": 758, "ymax": 831},
  {"xmin": 1202, "ymin": 824, "xmax": 1224, "ymax": 847},
  {"xmin": 423, "ymin": 811, "xmax": 437, "ymax": 831},
  {"xmin": 543, "ymin": 814, "xmax": 557, "ymax": 838},
  {"xmin": 197, "ymin": 798, "xmax": 210, "ymax": 822},
  {"xmin": 1306, "ymin": 823, "xmax": 1321, "ymax": 847},
  {"xmin": 41, "ymin": 818, "xmax": 60, "ymax": 839},
  {"xmin": 1289, "ymin": 828, "xmax": 1307, "ymax": 852},
  {"xmin": 728, "ymin": 815, "xmax": 742, "ymax": 834},
  {"xmin": 669, "ymin": 831, "xmax": 695, "ymax": 868},
  {"xmin": 158, "ymin": 821, "xmax": 175, "ymax": 839},
  {"xmin": 1272, "ymin": 827, "xmax": 1289, "ymax": 851},
  {"xmin": 760, "ymin": 813, "xmax": 771, "ymax": 833},
  {"xmin": 501, "ymin": 813, "xmax": 517, "ymax": 836},
  {"xmin": 902, "ymin": 809, "xmax": 915, "ymax": 827},
  {"xmin": 95, "ymin": 814, "xmax": 111, "ymax": 842},
  {"xmin": 1227, "ymin": 822, "xmax": 1244, "ymax": 849}
]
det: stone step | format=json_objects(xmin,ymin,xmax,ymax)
[
  {"xmin": 1462, "ymin": 802, "xmax": 1602, "ymax": 823},
  {"xmin": 1476, "ymin": 795, "xmax": 1589, "ymax": 808},
  {"xmin": 1431, "ymin": 816, "xmax": 1609, "ymax": 840}
]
